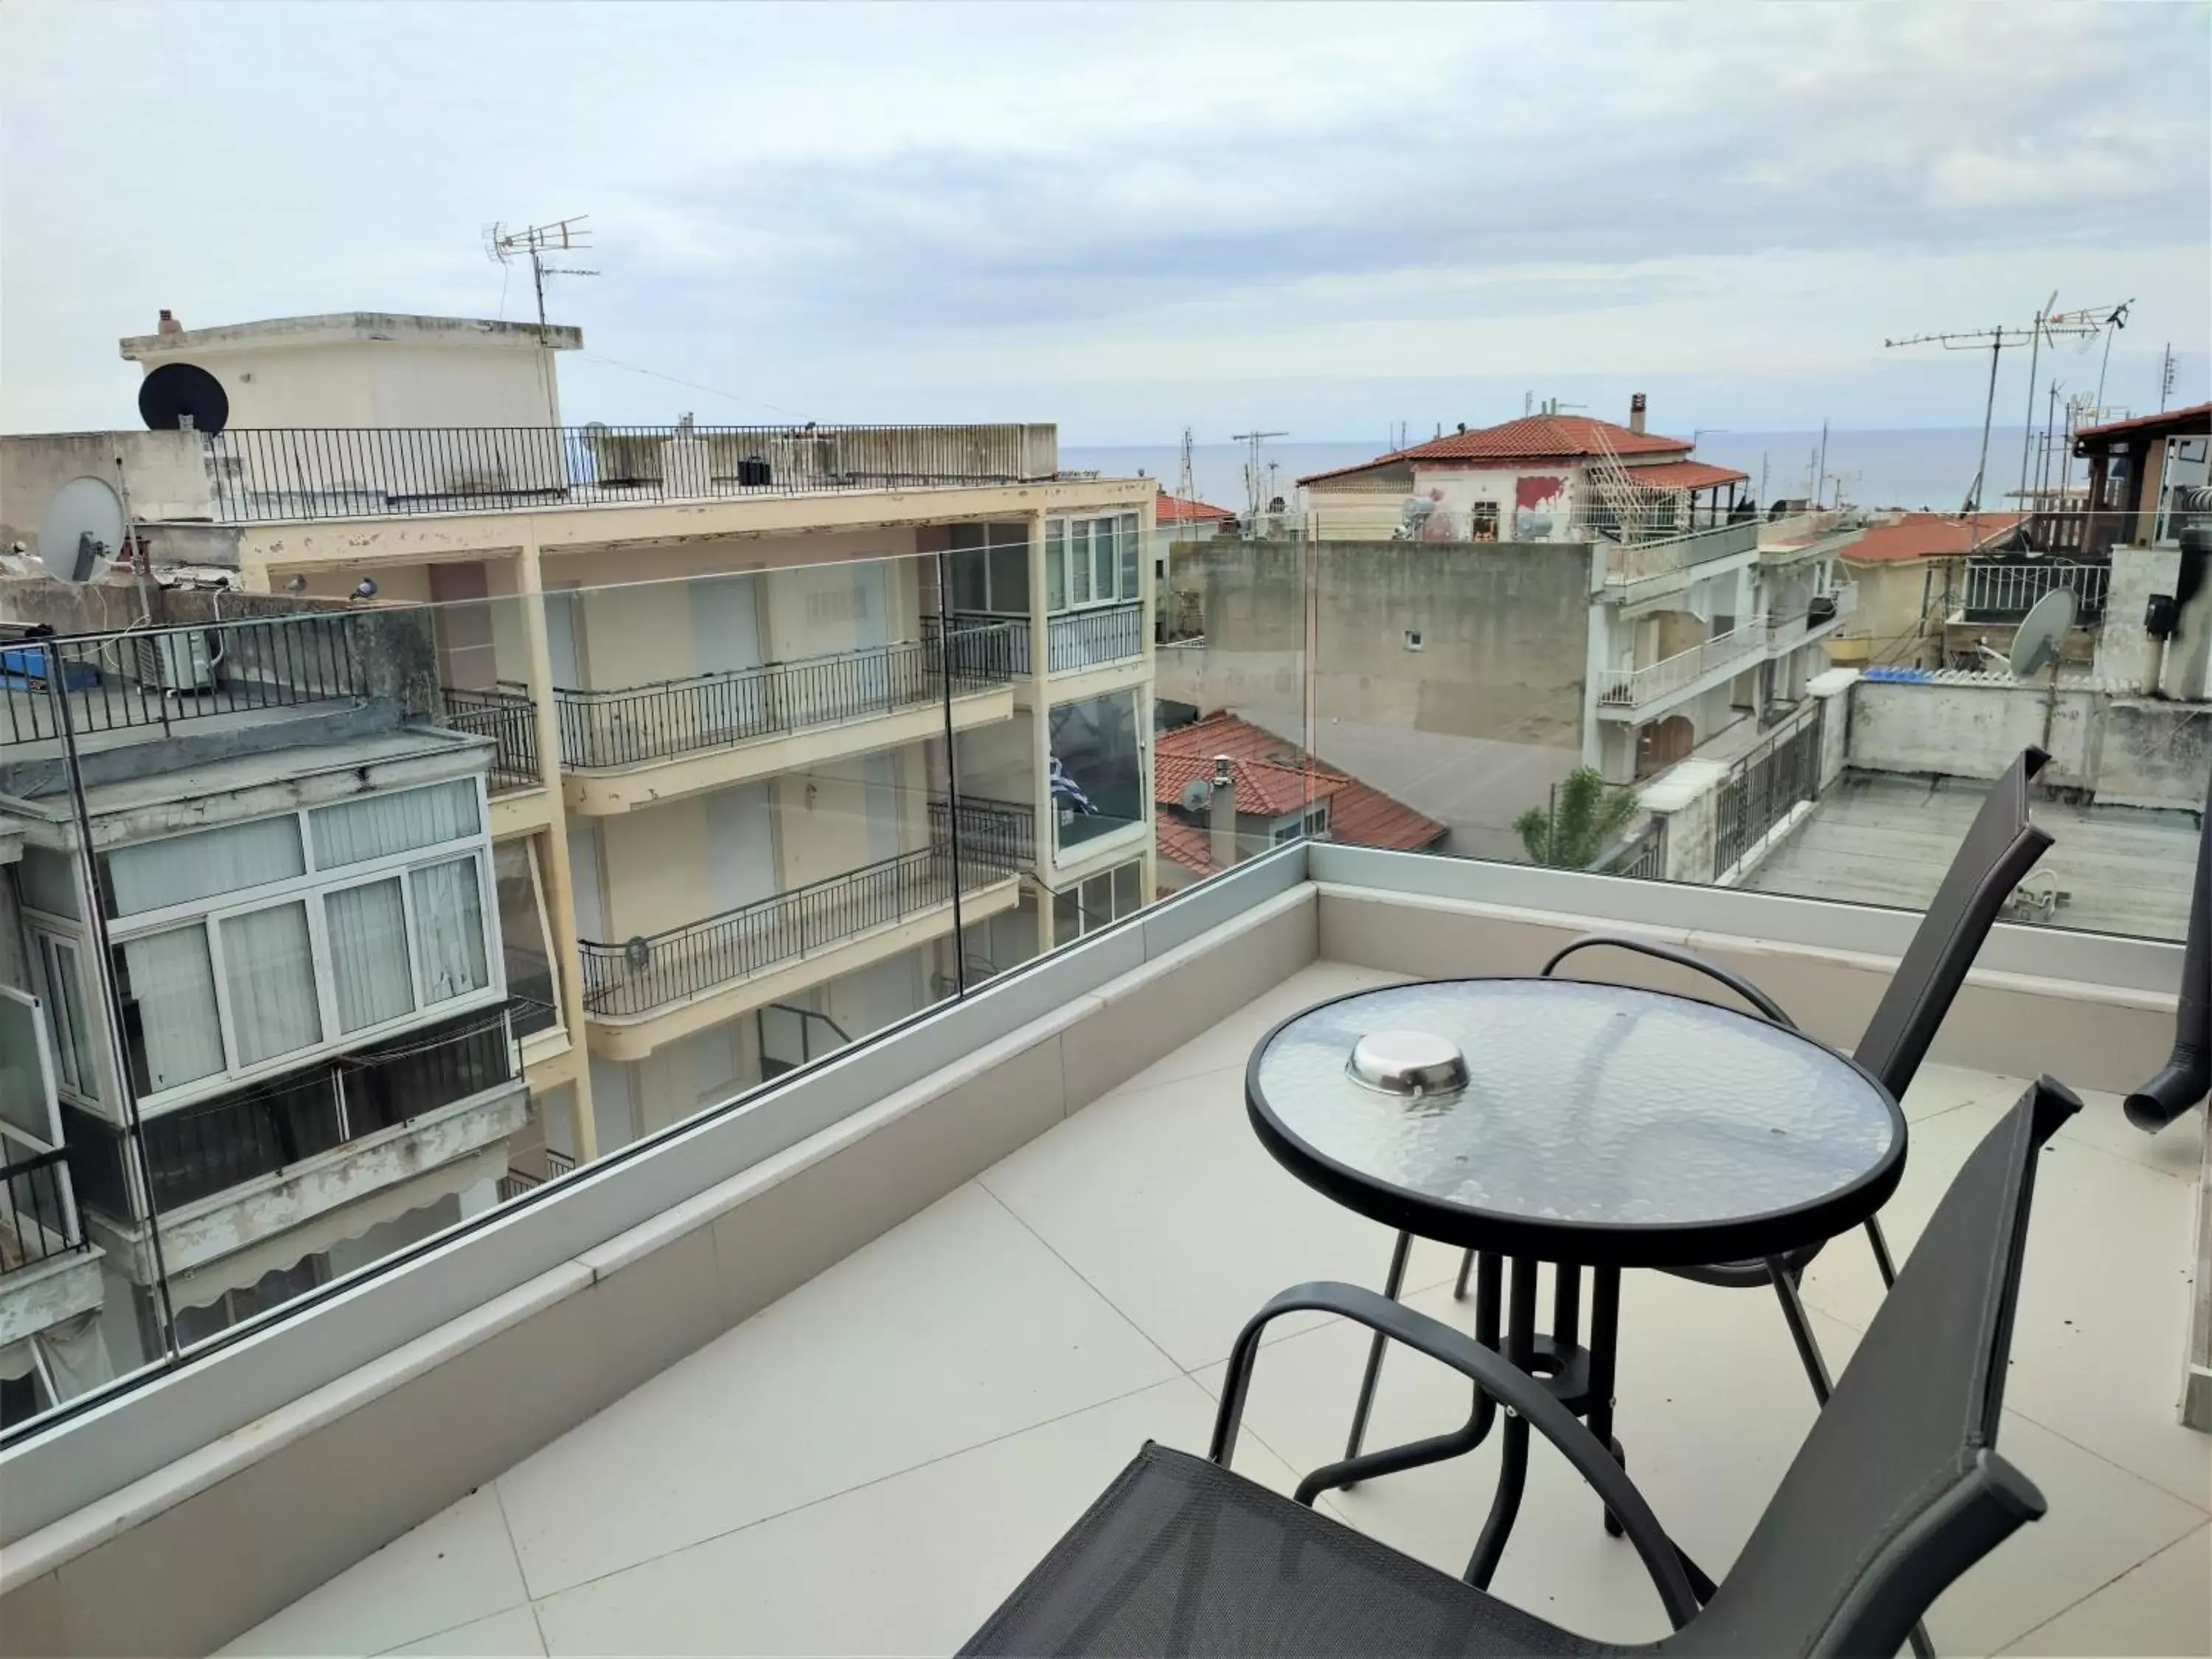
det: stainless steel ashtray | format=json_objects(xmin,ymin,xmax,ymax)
[{"xmin": 1346, "ymin": 1029, "xmax": 1470, "ymax": 1097}]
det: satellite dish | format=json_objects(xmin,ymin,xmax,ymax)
[
  {"xmin": 137, "ymin": 362, "xmax": 229, "ymax": 434},
  {"xmin": 2009, "ymin": 587, "xmax": 2077, "ymax": 681},
  {"xmin": 37, "ymin": 476, "xmax": 126, "ymax": 584},
  {"xmin": 1178, "ymin": 777, "xmax": 1213, "ymax": 815}
]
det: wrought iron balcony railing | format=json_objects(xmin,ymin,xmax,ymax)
[
  {"xmin": 578, "ymin": 838, "xmax": 1018, "ymax": 1018},
  {"xmin": 195, "ymin": 424, "xmax": 1059, "ymax": 524},
  {"xmin": 549, "ymin": 627, "xmax": 1015, "ymax": 770}
]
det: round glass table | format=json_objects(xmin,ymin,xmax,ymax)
[{"xmin": 1244, "ymin": 976, "xmax": 1905, "ymax": 1589}]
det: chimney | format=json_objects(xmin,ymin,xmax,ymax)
[
  {"xmin": 1208, "ymin": 757, "xmax": 1238, "ymax": 871},
  {"xmin": 157, "ymin": 309, "xmax": 182, "ymax": 338},
  {"xmin": 1629, "ymin": 393, "xmax": 1647, "ymax": 434}
]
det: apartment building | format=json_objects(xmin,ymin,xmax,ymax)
[
  {"xmin": 1295, "ymin": 401, "xmax": 1863, "ymax": 782},
  {"xmin": 15, "ymin": 310, "xmax": 1158, "ymax": 1180},
  {"xmin": 0, "ymin": 592, "xmax": 526, "ymax": 1422}
]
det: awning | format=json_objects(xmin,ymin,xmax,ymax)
[{"xmin": 1621, "ymin": 460, "xmax": 1750, "ymax": 490}]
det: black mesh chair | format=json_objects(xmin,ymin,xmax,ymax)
[
  {"xmin": 963, "ymin": 1077, "xmax": 2078, "ymax": 1659},
  {"xmin": 1343, "ymin": 744, "xmax": 2052, "ymax": 1439}
]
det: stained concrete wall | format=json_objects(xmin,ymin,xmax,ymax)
[
  {"xmin": 1846, "ymin": 677, "xmax": 2209, "ymax": 812},
  {"xmin": 1, "ymin": 433, "xmax": 234, "ymax": 571},
  {"xmin": 1156, "ymin": 536, "xmax": 1590, "ymax": 860}
]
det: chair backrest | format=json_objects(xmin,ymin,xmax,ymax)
[
  {"xmin": 1672, "ymin": 1077, "xmax": 2078, "ymax": 1658},
  {"xmin": 1851, "ymin": 748, "xmax": 2053, "ymax": 1099}
]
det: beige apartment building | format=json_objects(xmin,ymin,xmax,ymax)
[{"xmin": 22, "ymin": 312, "xmax": 1158, "ymax": 1170}]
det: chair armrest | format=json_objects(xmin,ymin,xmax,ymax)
[
  {"xmin": 1543, "ymin": 934, "xmax": 1798, "ymax": 1029},
  {"xmin": 1208, "ymin": 1281, "xmax": 1702, "ymax": 1629}
]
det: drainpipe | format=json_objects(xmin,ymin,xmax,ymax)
[{"xmin": 1208, "ymin": 757, "xmax": 1238, "ymax": 872}]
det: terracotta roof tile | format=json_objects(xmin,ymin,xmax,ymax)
[
  {"xmin": 1841, "ymin": 512, "xmax": 2028, "ymax": 563},
  {"xmin": 2073, "ymin": 400, "xmax": 2211, "ymax": 443},
  {"xmin": 1156, "ymin": 490, "xmax": 1237, "ymax": 525},
  {"xmin": 1301, "ymin": 414, "xmax": 1691, "ymax": 485},
  {"xmin": 1152, "ymin": 712, "xmax": 1446, "ymax": 874},
  {"xmin": 1620, "ymin": 459, "xmax": 1750, "ymax": 490}
]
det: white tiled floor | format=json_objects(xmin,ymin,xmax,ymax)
[{"xmin": 226, "ymin": 962, "xmax": 2211, "ymax": 1658}]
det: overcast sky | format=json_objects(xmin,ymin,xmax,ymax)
[{"xmin": 4, "ymin": 1, "xmax": 2206, "ymax": 442}]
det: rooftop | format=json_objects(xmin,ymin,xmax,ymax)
[
  {"xmin": 1842, "ymin": 512, "xmax": 2030, "ymax": 564},
  {"xmin": 1301, "ymin": 415, "xmax": 1694, "ymax": 486},
  {"xmin": 220, "ymin": 953, "xmax": 2206, "ymax": 1658},
  {"xmin": 117, "ymin": 312, "xmax": 584, "ymax": 358},
  {"xmin": 2074, "ymin": 400, "xmax": 2212, "ymax": 447},
  {"xmin": 1156, "ymin": 490, "xmax": 1238, "ymax": 526}
]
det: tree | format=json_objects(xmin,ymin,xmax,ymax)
[{"xmin": 1514, "ymin": 767, "xmax": 1638, "ymax": 869}]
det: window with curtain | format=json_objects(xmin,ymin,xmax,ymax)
[
  {"xmin": 325, "ymin": 877, "xmax": 414, "ymax": 1034},
  {"xmin": 310, "ymin": 780, "xmax": 480, "ymax": 869},
  {"xmin": 411, "ymin": 857, "xmax": 489, "ymax": 1004},
  {"xmin": 221, "ymin": 902, "xmax": 322, "ymax": 1066},
  {"xmin": 115, "ymin": 928, "xmax": 225, "ymax": 1093},
  {"xmin": 105, "ymin": 817, "xmax": 305, "ymax": 918}
]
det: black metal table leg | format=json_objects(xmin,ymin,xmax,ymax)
[
  {"xmin": 1583, "ymin": 1265, "xmax": 1624, "ymax": 1537},
  {"xmin": 1343, "ymin": 1230, "xmax": 1413, "ymax": 1470},
  {"xmin": 1464, "ymin": 1255, "xmax": 1539, "ymax": 1587}
]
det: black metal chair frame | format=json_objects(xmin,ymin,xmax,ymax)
[{"xmin": 963, "ymin": 1079, "xmax": 2076, "ymax": 1658}]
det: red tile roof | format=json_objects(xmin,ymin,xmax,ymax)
[
  {"xmin": 1153, "ymin": 712, "xmax": 1446, "ymax": 874},
  {"xmin": 1620, "ymin": 459, "xmax": 1750, "ymax": 490},
  {"xmin": 1156, "ymin": 490, "xmax": 1237, "ymax": 526},
  {"xmin": 1840, "ymin": 512, "xmax": 2028, "ymax": 564},
  {"xmin": 1301, "ymin": 415, "xmax": 1692, "ymax": 486},
  {"xmin": 2073, "ymin": 400, "xmax": 2211, "ymax": 443}
]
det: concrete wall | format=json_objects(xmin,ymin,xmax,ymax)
[
  {"xmin": 1846, "ymin": 676, "xmax": 2210, "ymax": 812},
  {"xmin": 1158, "ymin": 536, "xmax": 1590, "ymax": 860},
  {"xmin": 2100, "ymin": 542, "xmax": 2212, "ymax": 700},
  {"xmin": 123, "ymin": 332, "xmax": 564, "ymax": 431},
  {"xmin": 1, "ymin": 434, "xmax": 221, "ymax": 568}
]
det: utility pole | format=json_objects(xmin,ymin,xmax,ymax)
[{"xmin": 1885, "ymin": 299, "xmax": 2121, "ymax": 513}]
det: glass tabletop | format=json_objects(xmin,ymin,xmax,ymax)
[{"xmin": 1249, "ymin": 978, "xmax": 1902, "ymax": 1259}]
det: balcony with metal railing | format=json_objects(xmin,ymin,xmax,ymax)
[
  {"xmin": 1596, "ymin": 519, "xmax": 1761, "ymax": 592},
  {"xmin": 577, "ymin": 836, "xmax": 1021, "ymax": 1030},
  {"xmin": 549, "ymin": 628, "xmax": 1018, "ymax": 812},
  {"xmin": 925, "ymin": 603, "xmax": 1147, "ymax": 682},
  {"xmin": 191, "ymin": 424, "xmax": 1061, "ymax": 524},
  {"xmin": 928, "ymin": 795, "xmax": 1037, "ymax": 870},
  {"xmin": 1767, "ymin": 582, "xmax": 1859, "ymax": 653},
  {"xmin": 1594, "ymin": 619, "xmax": 1769, "ymax": 716},
  {"xmin": 1957, "ymin": 560, "xmax": 2111, "ymax": 624},
  {"xmin": 439, "ymin": 685, "xmax": 540, "ymax": 793}
]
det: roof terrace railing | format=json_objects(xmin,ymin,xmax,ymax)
[{"xmin": 195, "ymin": 424, "xmax": 1060, "ymax": 524}]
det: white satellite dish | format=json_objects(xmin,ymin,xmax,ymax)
[
  {"xmin": 1178, "ymin": 776, "xmax": 1213, "ymax": 814},
  {"xmin": 2009, "ymin": 587, "xmax": 2076, "ymax": 681},
  {"xmin": 37, "ymin": 476, "xmax": 126, "ymax": 585}
]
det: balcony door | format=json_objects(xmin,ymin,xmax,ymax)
[
  {"xmin": 851, "ymin": 561, "xmax": 893, "ymax": 712},
  {"xmin": 690, "ymin": 574, "xmax": 766, "ymax": 740},
  {"xmin": 705, "ymin": 783, "xmax": 779, "ymax": 924}
]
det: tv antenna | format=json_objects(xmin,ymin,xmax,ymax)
[
  {"xmin": 2160, "ymin": 343, "xmax": 2177, "ymax": 411},
  {"xmin": 1175, "ymin": 426, "xmax": 1196, "ymax": 512},
  {"xmin": 1230, "ymin": 429, "xmax": 1286, "ymax": 522},
  {"xmin": 1885, "ymin": 296, "xmax": 2121, "ymax": 512},
  {"xmin": 485, "ymin": 216, "xmax": 597, "ymax": 333}
]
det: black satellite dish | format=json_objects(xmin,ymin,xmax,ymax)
[{"xmin": 138, "ymin": 362, "xmax": 229, "ymax": 434}]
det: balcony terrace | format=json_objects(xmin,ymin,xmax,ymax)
[
  {"xmin": 0, "ymin": 844, "xmax": 2197, "ymax": 1658},
  {"xmin": 1594, "ymin": 620, "xmax": 1769, "ymax": 716}
]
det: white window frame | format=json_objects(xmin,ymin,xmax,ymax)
[
  {"xmin": 25, "ymin": 921, "xmax": 103, "ymax": 1112},
  {"xmin": 1044, "ymin": 514, "xmax": 1142, "ymax": 613},
  {"xmin": 102, "ymin": 777, "xmax": 505, "ymax": 1116}
]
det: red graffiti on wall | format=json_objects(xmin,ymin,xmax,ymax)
[{"xmin": 1514, "ymin": 475, "xmax": 1565, "ymax": 509}]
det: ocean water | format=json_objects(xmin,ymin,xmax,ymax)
[{"xmin": 1065, "ymin": 426, "xmax": 2055, "ymax": 518}]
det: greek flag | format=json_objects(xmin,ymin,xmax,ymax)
[{"xmin": 1048, "ymin": 755, "xmax": 1096, "ymax": 815}]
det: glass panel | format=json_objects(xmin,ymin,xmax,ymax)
[
  {"xmin": 1068, "ymin": 521, "xmax": 1092, "ymax": 605},
  {"xmin": 35, "ymin": 935, "xmax": 97, "ymax": 1099},
  {"xmin": 326, "ymin": 878, "xmax": 414, "ymax": 1033},
  {"xmin": 493, "ymin": 840, "xmax": 557, "ymax": 1036},
  {"xmin": 951, "ymin": 544, "xmax": 988, "ymax": 613},
  {"xmin": 1049, "ymin": 691, "xmax": 1142, "ymax": 850},
  {"xmin": 310, "ymin": 779, "xmax": 480, "ymax": 869},
  {"xmin": 1045, "ymin": 521, "xmax": 1067, "ymax": 611},
  {"xmin": 17, "ymin": 845, "xmax": 81, "ymax": 918},
  {"xmin": 222, "ymin": 902, "xmax": 322, "ymax": 1066},
  {"xmin": 0, "ymin": 992, "xmax": 57, "ymax": 1141},
  {"xmin": 411, "ymin": 857, "xmax": 489, "ymax": 1004},
  {"xmin": 1080, "ymin": 873, "xmax": 1110, "ymax": 936},
  {"xmin": 988, "ymin": 534, "xmax": 1028, "ymax": 614},
  {"xmin": 1118, "ymin": 514, "xmax": 1140, "ymax": 600},
  {"xmin": 1112, "ymin": 860, "xmax": 1142, "ymax": 919},
  {"xmin": 1051, "ymin": 883, "xmax": 1078, "ymax": 945},
  {"xmin": 105, "ymin": 816, "xmax": 305, "ymax": 917},
  {"xmin": 116, "ymin": 927, "xmax": 226, "ymax": 1092},
  {"xmin": 1091, "ymin": 518, "xmax": 1116, "ymax": 599}
]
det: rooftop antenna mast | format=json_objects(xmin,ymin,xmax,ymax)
[
  {"xmin": 1885, "ymin": 298, "xmax": 2115, "ymax": 514},
  {"xmin": 1175, "ymin": 426, "xmax": 1196, "ymax": 510},
  {"xmin": 1230, "ymin": 428, "xmax": 1286, "ymax": 522},
  {"xmin": 486, "ymin": 215, "xmax": 597, "ymax": 335}
]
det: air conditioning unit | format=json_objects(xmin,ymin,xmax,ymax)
[{"xmin": 133, "ymin": 630, "xmax": 222, "ymax": 695}]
